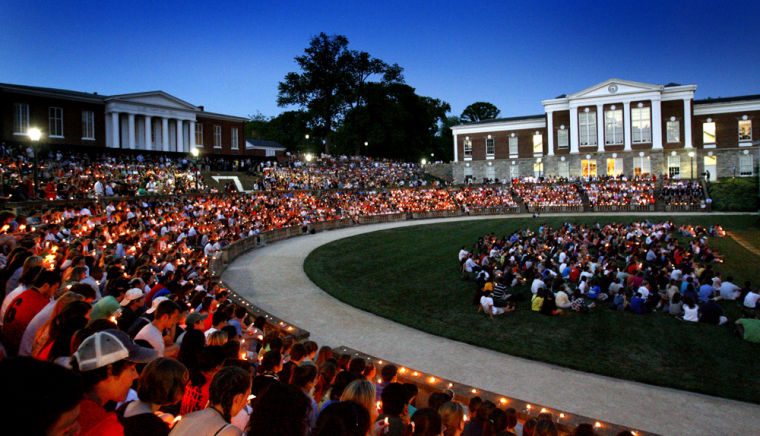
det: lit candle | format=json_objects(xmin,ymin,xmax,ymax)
[
  {"xmin": 171, "ymin": 415, "xmax": 182, "ymax": 427},
  {"xmin": 594, "ymin": 422, "xmax": 602, "ymax": 428},
  {"xmin": 384, "ymin": 417, "xmax": 389, "ymax": 425}
]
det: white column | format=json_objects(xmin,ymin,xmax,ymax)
[
  {"xmin": 176, "ymin": 119, "xmax": 184, "ymax": 152},
  {"xmin": 144, "ymin": 116, "xmax": 152, "ymax": 150},
  {"xmin": 127, "ymin": 114, "xmax": 136, "ymax": 149},
  {"xmin": 652, "ymin": 99, "xmax": 662, "ymax": 150},
  {"xmin": 110, "ymin": 112, "xmax": 120, "ymax": 148},
  {"xmin": 546, "ymin": 111, "xmax": 554, "ymax": 156},
  {"xmin": 189, "ymin": 121, "xmax": 196, "ymax": 151},
  {"xmin": 596, "ymin": 104, "xmax": 605, "ymax": 152},
  {"xmin": 569, "ymin": 106, "xmax": 579, "ymax": 154},
  {"xmin": 684, "ymin": 99, "xmax": 693, "ymax": 149},
  {"xmin": 162, "ymin": 118, "xmax": 169, "ymax": 152},
  {"xmin": 623, "ymin": 101, "xmax": 632, "ymax": 151},
  {"xmin": 453, "ymin": 133, "xmax": 458, "ymax": 162}
]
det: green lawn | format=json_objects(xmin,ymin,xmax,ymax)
[{"xmin": 304, "ymin": 214, "xmax": 760, "ymax": 403}]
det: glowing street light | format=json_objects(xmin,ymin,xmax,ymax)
[{"xmin": 28, "ymin": 127, "xmax": 42, "ymax": 199}]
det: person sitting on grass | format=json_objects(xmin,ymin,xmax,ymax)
[
  {"xmin": 681, "ymin": 296, "xmax": 699, "ymax": 322},
  {"xmin": 479, "ymin": 290, "xmax": 514, "ymax": 318},
  {"xmin": 735, "ymin": 314, "xmax": 760, "ymax": 343}
]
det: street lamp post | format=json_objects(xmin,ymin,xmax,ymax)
[
  {"xmin": 305, "ymin": 153, "xmax": 313, "ymax": 189},
  {"xmin": 28, "ymin": 128, "xmax": 42, "ymax": 199},
  {"xmin": 688, "ymin": 151, "xmax": 695, "ymax": 179},
  {"xmin": 191, "ymin": 147, "xmax": 200, "ymax": 191}
]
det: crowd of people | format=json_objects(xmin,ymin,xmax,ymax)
[
  {"xmin": 459, "ymin": 221, "xmax": 760, "ymax": 342},
  {"xmin": 582, "ymin": 180, "xmax": 656, "ymax": 207},
  {"xmin": 0, "ymin": 216, "xmax": 623, "ymax": 435},
  {"xmin": 511, "ymin": 183, "xmax": 583, "ymax": 208},
  {"xmin": 260, "ymin": 155, "xmax": 429, "ymax": 191},
  {"xmin": 659, "ymin": 180, "xmax": 707, "ymax": 206}
]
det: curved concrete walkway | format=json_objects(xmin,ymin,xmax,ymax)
[{"xmin": 223, "ymin": 214, "xmax": 760, "ymax": 436}]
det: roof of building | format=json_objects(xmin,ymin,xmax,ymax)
[
  {"xmin": 246, "ymin": 139, "xmax": 286, "ymax": 149},
  {"xmin": 0, "ymin": 82, "xmax": 105, "ymax": 101},
  {"xmin": 694, "ymin": 94, "xmax": 760, "ymax": 104},
  {"xmin": 456, "ymin": 114, "xmax": 545, "ymax": 127}
]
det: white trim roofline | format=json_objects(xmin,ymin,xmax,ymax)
[
  {"xmin": 106, "ymin": 91, "xmax": 199, "ymax": 111},
  {"xmin": 453, "ymin": 117, "xmax": 546, "ymax": 134},
  {"xmin": 694, "ymin": 99, "xmax": 760, "ymax": 115}
]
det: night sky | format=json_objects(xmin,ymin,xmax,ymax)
[{"xmin": 2, "ymin": 0, "xmax": 759, "ymax": 119}]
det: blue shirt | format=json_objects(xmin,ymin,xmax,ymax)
[
  {"xmin": 698, "ymin": 284, "xmax": 714, "ymax": 303},
  {"xmin": 630, "ymin": 296, "xmax": 645, "ymax": 314}
]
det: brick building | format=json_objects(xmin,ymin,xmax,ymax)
[
  {"xmin": 451, "ymin": 79, "xmax": 759, "ymax": 182},
  {"xmin": 0, "ymin": 83, "xmax": 253, "ymax": 156}
]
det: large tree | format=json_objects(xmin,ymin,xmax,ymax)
[
  {"xmin": 335, "ymin": 82, "xmax": 449, "ymax": 161},
  {"xmin": 246, "ymin": 111, "xmax": 309, "ymax": 152},
  {"xmin": 277, "ymin": 33, "xmax": 403, "ymax": 154},
  {"xmin": 460, "ymin": 102, "xmax": 500, "ymax": 123}
]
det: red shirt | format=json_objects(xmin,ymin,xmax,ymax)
[
  {"xmin": 145, "ymin": 283, "xmax": 166, "ymax": 307},
  {"xmin": 78, "ymin": 398, "xmax": 125, "ymax": 436},
  {"xmin": 180, "ymin": 376, "xmax": 211, "ymax": 415},
  {"xmin": 2, "ymin": 288, "xmax": 49, "ymax": 355}
]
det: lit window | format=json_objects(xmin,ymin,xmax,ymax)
[
  {"xmin": 486, "ymin": 138, "xmax": 494, "ymax": 156},
  {"xmin": 557, "ymin": 129, "xmax": 568, "ymax": 148},
  {"xmin": 634, "ymin": 156, "xmax": 651, "ymax": 176},
  {"xmin": 81, "ymin": 111, "xmax": 95, "ymax": 140},
  {"xmin": 508, "ymin": 136, "xmax": 518, "ymax": 155},
  {"xmin": 581, "ymin": 159, "xmax": 597, "ymax": 178},
  {"xmin": 667, "ymin": 155, "xmax": 680, "ymax": 179},
  {"xmin": 533, "ymin": 133, "xmax": 543, "ymax": 154},
  {"xmin": 48, "ymin": 107, "xmax": 64, "ymax": 138},
  {"xmin": 703, "ymin": 122, "xmax": 716, "ymax": 144},
  {"xmin": 231, "ymin": 128, "xmax": 239, "ymax": 150},
  {"xmin": 666, "ymin": 120, "xmax": 680, "ymax": 143},
  {"xmin": 195, "ymin": 124, "xmax": 204, "ymax": 146},
  {"xmin": 13, "ymin": 103, "xmax": 29, "ymax": 135},
  {"xmin": 579, "ymin": 110, "xmax": 597, "ymax": 146},
  {"xmin": 739, "ymin": 120, "xmax": 752, "ymax": 141},
  {"xmin": 463, "ymin": 138, "xmax": 472, "ymax": 158},
  {"xmin": 631, "ymin": 106, "xmax": 651, "ymax": 143},
  {"xmin": 214, "ymin": 125, "xmax": 222, "ymax": 148},
  {"xmin": 607, "ymin": 158, "xmax": 623, "ymax": 176},
  {"xmin": 739, "ymin": 155, "xmax": 753, "ymax": 176},
  {"xmin": 604, "ymin": 108, "xmax": 623, "ymax": 145},
  {"xmin": 533, "ymin": 161, "xmax": 544, "ymax": 178}
]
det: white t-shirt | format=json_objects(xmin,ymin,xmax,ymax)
[
  {"xmin": 0, "ymin": 285, "xmax": 27, "ymax": 327},
  {"xmin": 743, "ymin": 291, "xmax": 760, "ymax": 309},
  {"xmin": 683, "ymin": 305, "xmax": 699, "ymax": 322},
  {"xmin": 135, "ymin": 322, "xmax": 165, "ymax": 356},
  {"xmin": 719, "ymin": 281, "xmax": 741, "ymax": 300},
  {"xmin": 531, "ymin": 278, "xmax": 545, "ymax": 294}
]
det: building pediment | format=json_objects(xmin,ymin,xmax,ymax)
[
  {"xmin": 568, "ymin": 79, "xmax": 663, "ymax": 100},
  {"xmin": 106, "ymin": 91, "xmax": 199, "ymax": 111}
]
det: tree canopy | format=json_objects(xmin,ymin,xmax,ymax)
[
  {"xmin": 460, "ymin": 102, "xmax": 500, "ymax": 123},
  {"xmin": 277, "ymin": 33, "xmax": 403, "ymax": 154}
]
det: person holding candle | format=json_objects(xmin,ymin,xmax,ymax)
[{"xmin": 170, "ymin": 366, "xmax": 250, "ymax": 436}]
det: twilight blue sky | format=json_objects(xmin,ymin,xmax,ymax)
[{"xmin": 2, "ymin": 0, "xmax": 759, "ymax": 120}]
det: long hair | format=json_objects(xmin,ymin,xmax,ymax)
[
  {"xmin": 248, "ymin": 383, "xmax": 311, "ymax": 436},
  {"xmin": 32, "ymin": 295, "xmax": 88, "ymax": 357},
  {"xmin": 340, "ymin": 379, "xmax": 377, "ymax": 423},
  {"xmin": 439, "ymin": 401, "xmax": 468, "ymax": 436},
  {"xmin": 208, "ymin": 366, "xmax": 251, "ymax": 423}
]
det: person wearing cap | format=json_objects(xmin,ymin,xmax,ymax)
[
  {"xmin": 118, "ymin": 288, "xmax": 145, "ymax": 332},
  {"xmin": 135, "ymin": 299, "xmax": 181, "ymax": 357},
  {"xmin": 90, "ymin": 295, "xmax": 122, "ymax": 323},
  {"xmin": 72, "ymin": 329, "xmax": 158, "ymax": 436}
]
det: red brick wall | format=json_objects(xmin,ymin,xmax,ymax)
[
  {"xmin": 196, "ymin": 116, "xmax": 247, "ymax": 156},
  {"xmin": 692, "ymin": 108, "xmax": 760, "ymax": 149},
  {"xmin": 0, "ymin": 89, "xmax": 105, "ymax": 147}
]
